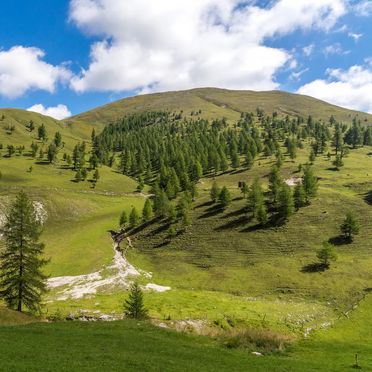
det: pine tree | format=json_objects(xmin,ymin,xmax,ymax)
[
  {"xmin": 268, "ymin": 166, "xmax": 282, "ymax": 203},
  {"xmin": 303, "ymin": 165, "xmax": 318, "ymax": 204},
  {"xmin": 293, "ymin": 184, "xmax": 306, "ymax": 210},
  {"xmin": 340, "ymin": 212, "xmax": 359, "ymax": 241},
  {"xmin": 210, "ymin": 181, "xmax": 220, "ymax": 203},
  {"xmin": 218, "ymin": 186, "xmax": 232, "ymax": 209},
  {"xmin": 277, "ymin": 184, "xmax": 294, "ymax": 220},
  {"xmin": 119, "ymin": 211, "xmax": 128, "ymax": 227},
  {"xmin": 333, "ymin": 155, "xmax": 344, "ymax": 170},
  {"xmin": 0, "ymin": 191, "xmax": 47, "ymax": 312},
  {"xmin": 142, "ymin": 199, "xmax": 153, "ymax": 223},
  {"xmin": 317, "ymin": 242, "xmax": 337, "ymax": 268},
  {"xmin": 93, "ymin": 169, "xmax": 100, "ymax": 183},
  {"xmin": 129, "ymin": 207, "xmax": 140, "ymax": 227},
  {"xmin": 248, "ymin": 178, "xmax": 268, "ymax": 224},
  {"xmin": 124, "ymin": 282, "xmax": 148, "ymax": 319}
]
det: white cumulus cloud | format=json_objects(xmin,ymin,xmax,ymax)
[
  {"xmin": 0, "ymin": 46, "xmax": 71, "ymax": 99},
  {"xmin": 27, "ymin": 104, "xmax": 72, "ymax": 120},
  {"xmin": 68, "ymin": 0, "xmax": 347, "ymax": 94},
  {"xmin": 354, "ymin": 0, "xmax": 372, "ymax": 16},
  {"xmin": 298, "ymin": 65, "xmax": 372, "ymax": 113}
]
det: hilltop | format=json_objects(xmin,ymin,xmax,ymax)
[{"xmin": 69, "ymin": 88, "xmax": 372, "ymax": 127}]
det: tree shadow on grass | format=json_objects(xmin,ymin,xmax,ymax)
[
  {"xmin": 194, "ymin": 201, "xmax": 214, "ymax": 209},
  {"xmin": 364, "ymin": 191, "xmax": 372, "ymax": 205},
  {"xmin": 326, "ymin": 167, "xmax": 339, "ymax": 172},
  {"xmin": 145, "ymin": 222, "xmax": 171, "ymax": 237},
  {"xmin": 301, "ymin": 262, "xmax": 328, "ymax": 273},
  {"xmin": 222, "ymin": 207, "xmax": 247, "ymax": 219},
  {"xmin": 198, "ymin": 204, "xmax": 224, "ymax": 219},
  {"xmin": 214, "ymin": 215, "xmax": 249, "ymax": 231},
  {"xmin": 328, "ymin": 235, "xmax": 351, "ymax": 246}
]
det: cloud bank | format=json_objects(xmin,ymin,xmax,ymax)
[
  {"xmin": 0, "ymin": 46, "xmax": 71, "ymax": 99},
  {"xmin": 69, "ymin": 0, "xmax": 346, "ymax": 94},
  {"xmin": 27, "ymin": 104, "xmax": 72, "ymax": 120}
]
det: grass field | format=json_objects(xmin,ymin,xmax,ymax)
[{"xmin": 1, "ymin": 295, "xmax": 372, "ymax": 371}]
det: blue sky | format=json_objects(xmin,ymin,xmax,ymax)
[{"xmin": 0, "ymin": 0, "xmax": 371, "ymax": 118}]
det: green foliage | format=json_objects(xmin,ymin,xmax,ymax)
[
  {"xmin": 219, "ymin": 186, "xmax": 232, "ymax": 208},
  {"xmin": 124, "ymin": 282, "xmax": 148, "ymax": 319},
  {"xmin": 333, "ymin": 155, "xmax": 344, "ymax": 170},
  {"xmin": 293, "ymin": 184, "xmax": 306, "ymax": 210},
  {"xmin": 129, "ymin": 207, "xmax": 140, "ymax": 227},
  {"xmin": 302, "ymin": 165, "xmax": 318, "ymax": 204},
  {"xmin": 0, "ymin": 191, "xmax": 47, "ymax": 312},
  {"xmin": 316, "ymin": 242, "xmax": 337, "ymax": 267},
  {"xmin": 277, "ymin": 184, "xmax": 294, "ymax": 220},
  {"xmin": 340, "ymin": 212, "xmax": 359, "ymax": 241},
  {"xmin": 119, "ymin": 211, "xmax": 128, "ymax": 227},
  {"xmin": 210, "ymin": 181, "xmax": 220, "ymax": 203},
  {"xmin": 142, "ymin": 198, "xmax": 153, "ymax": 223},
  {"xmin": 248, "ymin": 178, "xmax": 267, "ymax": 224}
]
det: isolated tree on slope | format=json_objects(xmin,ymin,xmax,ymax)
[
  {"xmin": 317, "ymin": 242, "xmax": 337, "ymax": 268},
  {"xmin": 0, "ymin": 191, "xmax": 47, "ymax": 312},
  {"xmin": 340, "ymin": 212, "xmax": 359, "ymax": 242},
  {"xmin": 124, "ymin": 282, "xmax": 148, "ymax": 319},
  {"xmin": 142, "ymin": 198, "xmax": 153, "ymax": 223},
  {"xmin": 218, "ymin": 186, "xmax": 232, "ymax": 209}
]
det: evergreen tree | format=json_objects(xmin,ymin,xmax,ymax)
[
  {"xmin": 218, "ymin": 186, "xmax": 232, "ymax": 209},
  {"xmin": 93, "ymin": 169, "xmax": 100, "ymax": 183},
  {"xmin": 37, "ymin": 124, "xmax": 47, "ymax": 141},
  {"xmin": 317, "ymin": 242, "xmax": 337, "ymax": 268},
  {"xmin": 54, "ymin": 132, "xmax": 62, "ymax": 147},
  {"xmin": 119, "ymin": 211, "xmax": 128, "ymax": 227},
  {"xmin": 142, "ymin": 199, "xmax": 153, "ymax": 223},
  {"xmin": 277, "ymin": 184, "xmax": 294, "ymax": 220},
  {"xmin": 293, "ymin": 184, "xmax": 306, "ymax": 210},
  {"xmin": 248, "ymin": 178, "xmax": 268, "ymax": 224},
  {"xmin": 303, "ymin": 165, "xmax": 318, "ymax": 204},
  {"xmin": 124, "ymin": 282, "xmax": 148, "ymax": 319},
  {"xmin": 47, "ymin": 143, "xmax": 57, "ymax": 163},
  {"xmin": 333, "ymin": 155, "xmax": 344, "ymax": 170},
  {"xmin": 153, "ymin": 189, "xmax": 169, "ymax": 218},
  {"xmin": 268, "ymin": 166, "xmax": 282, "ymax": 203},
  {"xmin": 0, "ymin": 191, "xmax": 47, "ymax": 312},
  {"xmin": 241, "ymin": 183, "xmax": 249, "ymax": 199},
  {"xmin": 210, "ymin": 181, "xmax": 220, "ymax": 203},
  {"xmin": 340, "ymin": 212, "xmax": 359, "ymax": 241},
  {"xmin": 129, "ymin": 207, "xmax": 140, "ymax": 227}
]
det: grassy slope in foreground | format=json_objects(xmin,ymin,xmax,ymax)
[
  {"xmin": 69, "ymin": 88, "xmax": 372, "ymax": 126},
  {"xmin": 0, "ymin": 295, "xmax": 372, "ymax": 371}
]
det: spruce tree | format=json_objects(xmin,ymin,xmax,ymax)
[
  {"xmin": 0, "ymin": 191, "xmax": 47, "ymax": 312},
  {"xmin": 277, "ymin": 184, "xmax": 294, "ymax": 220},
  {"xmin": 142, "ymin": 199, "xmax": 153, "ymax": 223},
  {"xmin": 293, "ymin": 184, "xmax": 306, "ymax": 210},
  {"xmin": 210, "ymin": 181, "xmax": 220, "ymax": 203},
  {"xmin": 129, "ymin": 207, "xmax": 140, "ymax": 227},
  {"xmin": 124, "ymin": 282, "xmax": 148, "ymax": 319},
  {"xmin": 340, "ymin": 212, "xmax": 359, "ymax": 241},
  {"xmin": 218, "ymin": 186, "xmax": 232, "ymax": 209},
  {"xmin": 317, "ymin": 242, "xmax": 337, "ymax": 268},
  {"xmin": 119, "ymin": 211, "xmax": 128, "ymax": 227},
  {"xmin": 248, "ymin": 178, "xmax": 268, "ymax": 224},
  {"xmin": 303, "ymin": 165, "xmax": 318, "ymax": 204}
]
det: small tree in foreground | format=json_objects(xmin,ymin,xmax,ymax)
[
  {"xmin": 210, "ymin": 181, "xmax": 220, "ymax": 203},
  {"xmin": 340, "ymin": 212, "xmax": 359, "ymax": 241},
  {"xmin": 124, "ymin": 282, "xmax": 148, "ymax": 319},
  {"xmin": 0, "ymin": 191, "xmax": 48, "ymax": 312},
  {"xmin": 316, "ymin": 242, "xmax": 337, "ymax": 268},
  {"xmin": 218, "ymin": 186, "xmax": 231, "ymax": 209},
  {"xmin": 119, "ymin": 211, "xmax": 128, "ymax": 227}
]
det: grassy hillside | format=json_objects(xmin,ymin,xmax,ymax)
[
  {"xmin": 69, "ymin": 88, "xmax": 372, "ymax": 127},
  {"xmin": 0, "ymin": 108, "xmax": 95, "ymax": 150},
  {"xmin": 1, "ymin": 295, "xmax": 372, "ymax": 371}
]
